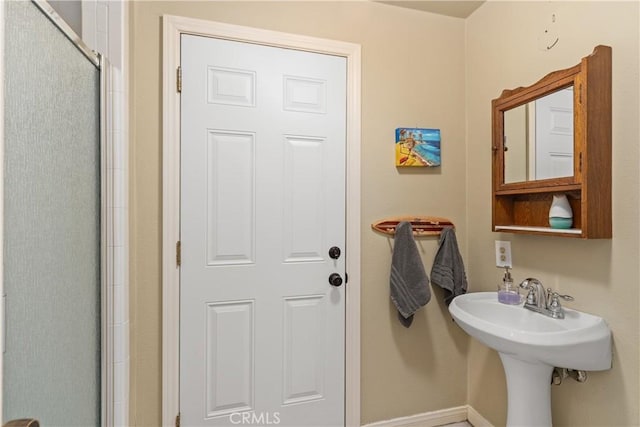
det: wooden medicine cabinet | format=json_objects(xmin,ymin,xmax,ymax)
[{"xmin": 492, "ymin": 45, "xmax": 612, "ymax": 238}]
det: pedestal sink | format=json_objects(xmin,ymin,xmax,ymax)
[{"xmin": 449, "ymin": 292, "xmax": 611, "ymax": 427}]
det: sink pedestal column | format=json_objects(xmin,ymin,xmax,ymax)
[{"xmin": 499, "ymin": 353, "xmax": 554, "ymax": 427}]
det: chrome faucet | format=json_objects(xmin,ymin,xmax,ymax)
[{"xmin": 518, "ymin": 278, "xmax": 574, "ymax": 319}]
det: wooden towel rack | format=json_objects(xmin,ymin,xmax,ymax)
[{"xmin": 371, "ymin": 216, "xmax": 454, "ymax": 237}]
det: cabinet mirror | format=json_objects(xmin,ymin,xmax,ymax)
[
  {"xmin": 492, "ymin": 58, "xmax": 584, "ymax": 191},
  {"xmin": 503, "ymin": 86, "xmax": 574, "ymax": 184}
]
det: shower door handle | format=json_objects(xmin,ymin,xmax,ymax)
[{"xmin": 4, "ymin": 419, "xmax": 41, "ymax": 427}]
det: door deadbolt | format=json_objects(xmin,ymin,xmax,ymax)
[{"xmin": 328, "ymin": 246, "xmax": 341, "ymax": 260}]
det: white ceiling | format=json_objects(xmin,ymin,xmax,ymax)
[{"xmin": 378, "ymin": 1, "xmax": 485, "ymax": 19}]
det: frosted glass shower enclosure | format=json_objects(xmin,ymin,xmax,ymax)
[{"xmin": 2, "ymin": 1, "xmax": 103, "ymax": 425}]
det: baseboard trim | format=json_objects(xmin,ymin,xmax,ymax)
[
  {"xmin": 466, "ymin": 406, "xmax": 493, "ymax": 427},
  {"xmin": 362, "ymin": 405, "xmax": 493, "ymax": 427}
]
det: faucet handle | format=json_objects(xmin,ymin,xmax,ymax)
[
  {"xmin": 520, "ymin": 278, "xmax": 543, "ymax": 305},
  {"xmin": 546, "ymin": 288, "xmax": 574, "ymax": 304},
  {"xmin": 548, "ymin": 291, "xmax": 574, "ymax": 319},
  {"xmin": 525, "ymin": 288, "xmax": 537, "ymax": 305},
  {"xmin": 551, "ymin": 291, "xmax": 574, "ymax": 302}
]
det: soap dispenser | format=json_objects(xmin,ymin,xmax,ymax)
[{"xmin": 498, "ymin": 266, "xmax": 520, "ymax": 304}]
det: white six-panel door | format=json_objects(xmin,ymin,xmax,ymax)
[{"xmin": 180, "ymin": 35, "xmax": 346, "ymax": 426}]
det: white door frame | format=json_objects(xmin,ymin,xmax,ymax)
[{"xmin": 162, "ymin": 15, "xmax": 361, "ymax": 427}]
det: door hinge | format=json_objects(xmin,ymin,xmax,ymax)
[
  {"xmin": 177, "ymin": 66, "xmax": 182, "ymax": 93},
  {"xmin": 175, "ymin": 412, "xmax": 181, "ymax": 427},
  {"xmin": 176, "ymin": 241, "xmax": 181, "ymax": 267}
]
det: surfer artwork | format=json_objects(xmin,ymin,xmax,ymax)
[{"xmin": 395, "ymin": 127, "xmax": 441, "ymax": 167}]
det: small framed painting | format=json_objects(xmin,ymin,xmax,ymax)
[{"xmin": 395, "ymin": 127, "xmax": 441, "ymax": 167}]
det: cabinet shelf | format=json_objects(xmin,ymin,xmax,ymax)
[
  {"xmin": 494, "ymin": 191, "xmax": 584, "ymax": 237},
  {"xmin": 494, "ymin": 183, "xmax": 581, "ymax": 196},
  {"xmin": 494, "ymin": 225, "xmax": 583, "ymax": 237}
]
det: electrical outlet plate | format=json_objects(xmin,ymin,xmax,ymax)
[{"xmin": 495, "ymin": 240, "xmax": 512, "ymax": 267}]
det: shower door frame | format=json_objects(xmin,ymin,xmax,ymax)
[{"xmin": 0, "ymin": 1, "xmax": 117, "ymax": 425}]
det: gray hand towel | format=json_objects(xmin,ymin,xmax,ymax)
[
  {"xmin": 431, "ymin": 227, "xmax": 468, "ymax": 306},
  {"xmin": 390, "ymin": 221, "xmax": 431, "ymax": 327}
]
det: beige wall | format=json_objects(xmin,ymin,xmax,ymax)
[
  {"xmin": 466, "ymin": 1, "xmax": 639, "ymax": 426},
  {"xmin": 129, "ymin": 2, "xmax": 467, "ymax": 426}
]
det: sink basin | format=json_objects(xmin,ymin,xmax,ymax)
[
  {"xmin": 449, "ymin": 292, "xmax": 612, "ymax": 427},
  {"xmin": 449, "ymin": 292, "xmax": 611, "ymax": 370}
]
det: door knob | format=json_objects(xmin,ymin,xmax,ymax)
[
  {"xmin": 328, "ymin": 273, "xmax": 343, "ymax": 287},
  {"xmin": 328, "ymin": 246, "xmax": 341, "ymax": 260}
]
